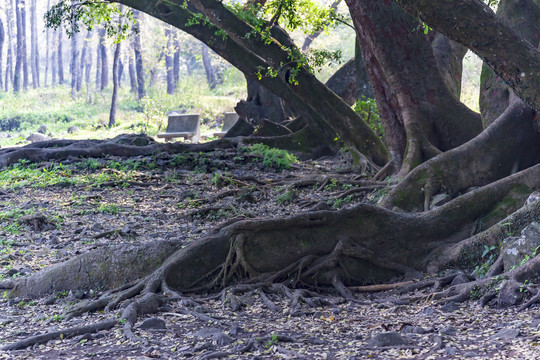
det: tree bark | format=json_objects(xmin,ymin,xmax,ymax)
[
  {"xmin": 478, "ymin": 0, "xmax": 540, "ymax": 127},
  {"xmin": 346, "ymin": 0, "xmax": 482, "ymax": 176},
  {"xmin": 398, "ymin": 0, "xmax": 540, "ymax": 113},
  {"xmin": 20, "ymin": 0, "xmax": 28, "ymax": 90},
  {"xmin": 58, "ymin": 30, "xmax": 64, "ymax": 84},
  {"xmin": 30, "ymin": 0, "xmax": 39, "ymax": 88},
  {"xmin": 128, "ymin": 54, "xmax": 136, "ymax": 93},
  {"xmin": 98, "ymin": 27, "xmax": 108, "ymax": 90},
  {"xmin": 132, "ymin": 10, "xmax": 145, "ymax": 100},
  {"xmin": 44, "ymin": 0, "xmax": 51, "ymax": 87},
  {"xmin": 5, "ymin": 0, "xmax": 15, "ymax": 91},
  {"xmin": 109, "ymin": 38, "xmax": 122, "ymax": 127},
  {"xmin": 70, "ymin": 28, "xmax": 79, "ymax": 98}
]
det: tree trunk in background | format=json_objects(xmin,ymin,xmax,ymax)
[
  {"xmin": 132, "ymin": 10, "xmax": 145, "ymax": 100},
  {"xmin": 14, "ymin": 0, "xmax": 23, "ymax": 92},
  {"xmin": 51, "ymin": 46, "xmax": 57, "ymax": 85},
  {"xmin": 20, "ymin": 0, "xmax": 28, "ymax": 90},
  {"xmin": 128, "ymin": 54, "xmax": 136, "ymax": 93},
  {"xmin": 5, "ymin": 0, "xmax": 15, "ymax": 91},
  {"xmin": 58, "ymin": 30, "xmax": 64, "ymax": 84},
  {"xmin": 79, "ymin": 30, "xmax": 92, "ymax": 91},
  {"xmin": 30, "ymin": 0, "xmax": 39, "ymax": 88},
  {"xmin": 95, "ymin": 34, "xmax": 101, "ymax": 89},
  {"xmin": 70, "ymin": 28, "xmax": 79, "ymax": 98},
  {"xmin": 0, "ymin": 18, "xmax": 5, "ymax": 91},
  {"xmin": 173, "ymin": 31, "xmax": 180, "ymax": 89},
  {"xmin": 201, "ymin": 43, "xmax": 216, "ymax": 89},
  {"xmin": 479, "ymin": 0, "xmax": 540, "ymax": 127},
  {"xmin": 185, "ymin": 53, "xmax": 196, "ymax": 77},
  {"xmin": 165, "ymin": 26, "xmax": 175, "ymax": 94},
  {"xmin": 109, "ymin": 15, "xmax": 123, "ymax": 128},
  {"xmin": 44, "ymin": 0, "xmax": 50, "ymax": 87},
  {"xmin": 98, "ymin": 27, "xmax": 108, "ymax": 90},
  {"xmin": 431, "ymin": 33, "xmax": 467, "ymax": 99}
]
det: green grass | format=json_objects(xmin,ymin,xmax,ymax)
[{"xmin": 0, "ymin": 73, "xmax": 246, "ymax": 147}]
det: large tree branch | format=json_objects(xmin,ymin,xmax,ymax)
[{"xmin": 397, "ymin": 0, "xmax": 540, "ymax": 111}]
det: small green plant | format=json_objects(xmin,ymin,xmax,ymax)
[
  {"xmin": 353, "ymin": 96, "xmax": 383, "ymax": 138},
  {"xmin": 325, "ymin": 178, "xmax": 339, "ymax": 191},
  {"xmin": 472, "ymin": 244, "xmax": 497, "ymax": 277},
  {"xmin": 245, "ymin": 144, "xmax": 298, "ymax": 171},
  {"xmin": 330, "ymin": 195, "xmax": 353, "ymax": 209},
  {"xmin": 51, "ymin": 314, "xmax": 65, "ymax": 323},
  {"xmin": 97, "ymin": 203, "xmax": 120, "ymax": 215},
  {"xmin": 264, "ymin": 334, "xmax": 279, "ymax": 349},
  {"xmin": 276, "ymin": 190, "xmax": 295, "ymax": 205}
]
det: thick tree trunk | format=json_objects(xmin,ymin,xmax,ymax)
[
  {"xmin": 431, "ymin": 33, "xmax": 467, "ymax": 99},
  {"xmin": 132, "ymin": 10, "xmax": 145, "ymax": 100},
  {"xmin": 30, "ymin": 0, "xmax": 39, "ymax": 88},
  {"xmin": 201, "ymin": 43, "xmax": 217, "ymax": 90},
  {"xmin": 478, "ymin": 0, "xmax": 540, "ymax": 127},
  {"xmin": 346, "ymin": 0, "xmax": 482, "ymax": 176},
  {"xmin": 58, "ymin": 30, "xmax": 64, "ymax": 84},
  {"xmin": 398, "ymin": 0, "xmax": 540, "ymax": 113},
  {"xmin": 98, "ymin": 27, "xmax": 108, "ymax": 90},
  {"xmin": 165, "ymin": 26, "xmax": 175, "ymax": 94}
]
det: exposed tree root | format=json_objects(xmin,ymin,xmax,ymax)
[
  {"xmin": 0, "ymin": 319, "xmax": 117, "ymax": 351},
  {"xmin": 383, "ymin": 101, "xmax": 540, "ymax": 211}
]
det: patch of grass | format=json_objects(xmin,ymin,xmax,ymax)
[
  {"xmin": 244, "ymin": 144, "xmax": 298, "ymax": 171},
  {"xmin": 97, "ymin": 203, "xmax": 120, "ymax": 215}
]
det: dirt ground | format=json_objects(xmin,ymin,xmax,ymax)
[{"xmin": 0, "ymin": 147, "xmax": 539, "ymax": 359}]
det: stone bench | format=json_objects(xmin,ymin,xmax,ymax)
[
  {"xmin": 157, "ymin": 113, "xmax": 201, "ymax": 143},
  {"xmin": 214, "ymin": 112, "xmax": 239, "ymax": 138}
]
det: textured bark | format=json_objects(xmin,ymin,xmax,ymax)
[
  {"xmin": 383, "ymin": 101, "xmax": 540, "ymax": 212},
  {"xmin": 478, "ymin": 0, "xmax": 540, "ymax": 127},
  {"xmin": 346, "ymin": 0, "xmax": 482, "ymax": 175},
  {"xmin": 235, "ymin": 77, "xmax": 289, "ymax": 124},
  {"xmin": 431, "ymin": 33, "xmax": 467, "ymax": 99},
  {"xmin": 173, "ymin": 32, "xmax": 180, "ymax": 88},
  {"xmin": 398, "ymin": 0, "xmax": 540, "ymax": 113},
  {"xmin": 324, "ymin": 56, "xmax": 373, "ymax": 106},
  {"xmin": 128, "ymin": 54, "xmax": 136, "ymax": 93}
]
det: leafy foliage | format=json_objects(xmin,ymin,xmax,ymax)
[
  {"xmin": 245, "ymin": 144, "xmax": 298, "ymax": 171},
  {"xmin": 353, "ymin": 97, "xmax": 383, "ymax": 138}
]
